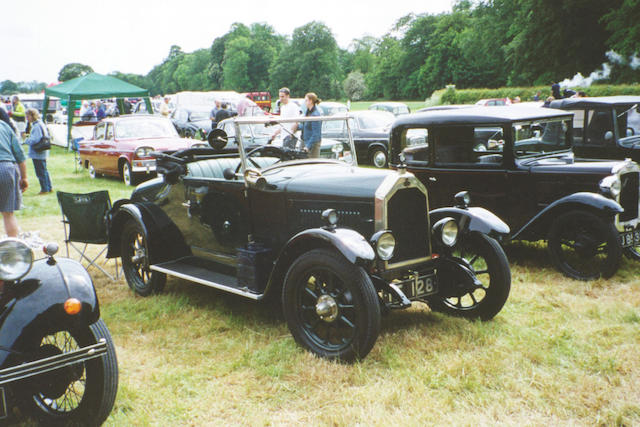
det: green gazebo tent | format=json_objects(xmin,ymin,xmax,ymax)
[{"xmin": 42, "ymin": 72, "xmax": 153, "ymax": 147}]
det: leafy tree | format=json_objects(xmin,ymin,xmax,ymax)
[
  {"xmin": 343, "ymin": 71, "xmax": 367, "ymax": 100},
  {"xmin": 223, "ymin": 37, "xmax": 252, "ymax": 90},
  {"xmin": 58, "ymin": 63, "xmax": 93, "ymax": 82},
  {"xmin": 0, "ymin": 80, "xmax": 19, "ymax": 94}
]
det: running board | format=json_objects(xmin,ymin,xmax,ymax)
[{"xmin": 150, "ymin": 256, "xmax": 264, "ymax": 300}]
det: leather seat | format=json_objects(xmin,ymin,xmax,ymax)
[{"xmin": 187, "ymin": 157, "xmax": 279, "ymax": 179}]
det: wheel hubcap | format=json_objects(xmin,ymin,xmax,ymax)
[
  {"xmin": 315, "ymin": 294, "xmax": 338, "ymax": 322},
  {"xmin": 373, "ymin": 151, "xmax": 386, "ymax": 167}
]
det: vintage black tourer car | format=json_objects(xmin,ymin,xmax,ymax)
[
  {"xmin": 106, "ymin": 115, "xmax": 512, "ymax": 362},
  {"xmin": 390, "ymin": 106, "xmax": 640, "ymax": 280},
  {"xmin": 549, "ymin": 96, "xmax": 640, "ymax": 163}
]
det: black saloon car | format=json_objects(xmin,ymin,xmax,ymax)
[
  {"xmin": 390, "ymin": 106, "xmax": 640, "ymax": 280},
  {"xmin": 106, "ymin": 114, "xmax": 512, "ymax": 362},
  {"xmin": 171, "ymin": 106, "xmax": 216, "ymax": 140},
  {"xmin": 321, "ymin": 110, "xmax": 394, "ymax": 168},
  {"xmin": 549, "ymin": 96, "xmax": 640, "ymax": 163}
]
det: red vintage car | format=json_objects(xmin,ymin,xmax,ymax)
[{"xmin": 78, "ymin": 116, "xmax": 207, "ymax": 185}]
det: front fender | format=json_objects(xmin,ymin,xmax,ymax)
[
  {"xmin": 0, "ymin": 257, "xmax": 98, "ymax": 367},
  {"xmin": 430, "ymin": 206, "xmax": 510, "ymax": 241},
  {"xmin": 265, "ymin": 227, "xmax": 375, "ymax": 298},
  {"xmin": 512, "ymin": 192, "xmax": 623, "ymax": 240}
]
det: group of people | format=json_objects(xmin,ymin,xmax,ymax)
[
  {"xmin": 265, "ymin": 88, "xmax": 323, "ymax": 157},
  {"xmin": 80, "ymin": 100, "xmax": 107, "ymax": 121},
  {"xmin": 0, "ymin": 96, "xmax": 53, "ymax": 237}
]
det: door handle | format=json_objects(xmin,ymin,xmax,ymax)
[{"xmin": 429, "ymin": 176, "xmax": 437, "ymax": 182}]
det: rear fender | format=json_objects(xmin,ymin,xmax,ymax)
[
  {"xmin": 265, "ymin": 227, "xmax": 375, "ymax": 297},
  {"xmin": 512, "ymin": 192, "xmax": 622, "ymax": 240},
  {"xmin": 0, "ymin": 257, "xmax": 98, "ymax": 367}
]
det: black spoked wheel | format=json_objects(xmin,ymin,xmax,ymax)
[
  {"xmin": 22, "ymin": 319, "xmax": 118, "ymax": 426},
  {"xmin": 428, "ymin": 232, "xmax": 511, "ymax": 320},
  {"xmin": 624, "ymin": 245, "xmax": 640, "ymax": 261},
  {"xmin": 282, "ymin": 249, "xmax": 381, "ymax": 362},
  {"xmin": 548, "ymin": 211, "xmax": 621, "ymax": 280},
  {"xmin": 121, "ymin": 220, "xmax": 166, "ymax": 296}
]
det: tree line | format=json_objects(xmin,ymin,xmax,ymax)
[{"xmin": 2, "ymin": 0, "xmax": 639, "ymax": 100}]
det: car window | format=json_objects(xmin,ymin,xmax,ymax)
[
  {"xmin": 190, "ymin": 111, "xmax": 210, "ymax": 121},
  {"xmin": 399, "ymin": 128, "xmax": 429, "ymax": 165},
  {"xmin": 567, "ymin": 109, "xmax": 585, "ymax": 144},
  {"xmin": 355, "ymin": 113, "xmax": 394, "ymax": 130},
  {"xmin": 105, "ymin": 123, "xmax": 114, "ymax": 140},
  {"xmin": 616, "ymin": 105, "xmax": 640, "ymax": 142},
  {"xmin": 94, "ymin": 123, "xmax": 106, "ymax": 140},
  {"xmin": 433, "ymin": 126, "xmax": 484, "ymax": 166},
  {"xmin": 175, "ymin": 109, "xmax": 188, "ymax": 122},
  {"xmin": 585, "ymin": 109, "xmax": 613, "ymax": 145},
  {"xmin": 513, "ymin": 118, "xmax": 571, "ymax": 157}
]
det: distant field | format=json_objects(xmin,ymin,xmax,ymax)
[{"xmin": 10, "ymin": 148, "xmax": 640, "ymax": 426}]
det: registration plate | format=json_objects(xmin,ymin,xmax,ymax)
[
  {"xmin": 385, "ymin": 273, "xmax": 437, "ymax": 303},
  {"xmin": 620, "ymin": 230, "xmax": 640, "ymax": 248}
]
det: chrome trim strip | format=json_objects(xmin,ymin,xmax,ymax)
[{"xmin": 150, "ymin": 264, "xmax": 263, "ymax": 300}]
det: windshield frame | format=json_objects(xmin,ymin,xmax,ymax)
[{"xmin": 232, "ymin": 114, "xmax": 358, "ymax": 174}]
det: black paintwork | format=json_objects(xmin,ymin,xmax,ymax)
[
  {"xmin": 550, "ymin": 96, "xmax": 640, "ymax": 163},
  {"xmin": 0, "ymin": 256, "xmax": 99, "ymax": 367},
  {"xmin": 390, "ymin": 106, "xmax": 637, "ymax": 240}
]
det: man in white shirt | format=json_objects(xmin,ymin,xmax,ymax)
[{"xmin": 270, "ymin": 87, "xmax": 301, "ymax": 148}]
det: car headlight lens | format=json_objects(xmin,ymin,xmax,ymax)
[
  {"xmin": 371, "ymin": 231, "xmax": 396, "ymax": 261},
  {"xmin": 432, "ymin": 217, "xmax": 458, "ymax": 247},
  {"xmin": 0, "ymin": 239, "xmax": 33, "ymax": 281},
  {"xmin": 599, "ymin": 175, "xmax": 621, "ymax": 198},
  {"xmin": 322, "ymin": 209, "xmax": 339, "ymax": 226},
  {"xmin": 135, "ymin": 146, "xmax": 154, "ymax": 158}
]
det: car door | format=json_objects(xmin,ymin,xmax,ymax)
[
  {"xmin": 410, "ymin": 125, "xmax": 510, "ymax": 219},
  {"xmin": 90, "ymin": 122, "xmax": 108, "ymax": 172},
  {"xmin": 101, "ymin": 123, "xmax": 120, "ymax": 175}
]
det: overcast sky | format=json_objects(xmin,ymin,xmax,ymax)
[{"xmin": 1, "ymin": 0, "xmax": 455, "ymax": 84}]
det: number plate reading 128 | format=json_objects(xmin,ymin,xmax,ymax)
[
  {"xmin": 620, "ymin": 230, "xmax": 640, "ymax": 248},
  {"xmin": 387, "ymin": 273, "xmax": 437, "ymax": 303}
]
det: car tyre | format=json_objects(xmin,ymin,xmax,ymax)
[
  {"xmin": 547, "ymin": 210, "xmax": 621, "ymax": 280},
  {"xmin": 624, "ymin": 246, "xmax": 640, "ymax": 261},
  {"xmin": 427, "ymin": 232, "xmax": 510, "ymax": 321},
  {"xmin": 369, "ymin": 147, "xmax": 388, "ymax": 168},
  {"xmin": 121, "ymin": 161, "xmax": 137, "ymax": 186},
  {"xmin": 282, "ymin": 248, "xmax": 381, "ymax": 362},
  {"xmin": 121, "ymin": 220, "xmax": 166, "ymax": 296},
  {"xmin": 20, "ymin": 319, "xmax": 118, "ymax": 427}
]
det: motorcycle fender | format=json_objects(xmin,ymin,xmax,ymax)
[
  {"xmin": 107, "ymin": 202, "xmax": 190, "ymax": 263},
  {"xmin": 0, "ymin": 257, "xmax": 98, "ymax": 367},
  {"xmin": 430, "ymin": 206, "xmax": 510, "ymax": 240},
  {"xmin": 511, "ymin": 192, "xmax": 623, "ymax": 240}
]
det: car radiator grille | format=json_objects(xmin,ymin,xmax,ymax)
[
  {"xmin": 387, "ymin": 187, "xmax": 430, "ymax": 265},
  {"xmin": 619, "ymin": 172, "xmax": 639, "ymax": 222}
]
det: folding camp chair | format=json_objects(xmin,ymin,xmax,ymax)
[{"xmin": 56, "ymin": 190, "xmax": 120, "ymax": 280}]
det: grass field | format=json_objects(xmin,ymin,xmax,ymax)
[{"xmin": 9, "ymin": 148, "xmax": 640, "ymax": 426}]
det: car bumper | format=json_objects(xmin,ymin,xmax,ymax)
[{"xmin": 132, "ymin": 159, "xmax": 157, "ymax": 173}]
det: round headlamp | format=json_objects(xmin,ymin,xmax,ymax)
[
  {"xmin": 599, "ymin": 175, "xmax": 621, "ymax": 198},
  {"xmin": 322, "ymin": 209, "xmax": 339, "ymax": 227},
  {"xmin": 135, "ymin": 146, "xmax": 154, "ymax": 158},
  {"xmin": 454, "ymin": 191, "xmax": 471, "ymax": 208},
  {"xmin": 0, "ymin": 239, "xmax": 34, "ymax": 281},
  {"xmin": 370, "ymin": 231, "xmax": 396, "ymax": 261},
  {"xmin": 432, "ymin": 217, "xmax": 459, "ymax": 247}
]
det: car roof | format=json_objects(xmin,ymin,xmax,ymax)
[
  {"xmin": 371, "ymin": 102, "xmax": 408, "ymax": 107},
  {"xmin": 393, "ymin": 106, "xmax": 572, "ymax": 127},
  {"xmin": 549, "ymin": 96, "xmax": 640, "ymax": 109}
]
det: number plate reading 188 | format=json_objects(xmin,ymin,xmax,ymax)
[
  {"xmin": 385, "ymin": 273, "xmax": 438, "ymax": 303},
  {"xmin": 620, "ymin": 230, "xmax": 640, "ymax": 248}
]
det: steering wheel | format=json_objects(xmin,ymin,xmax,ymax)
[{"xmin": 232, "ymin": 145, "xmax": 284, "ymax": 177}]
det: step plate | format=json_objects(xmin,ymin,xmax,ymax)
[{"xmin": 151, "ymin": 257, "xmax": 262, "ymax": 300}]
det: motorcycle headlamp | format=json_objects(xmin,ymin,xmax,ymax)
[
  {"xmin": 135, "ymin": 146, "xmax": 154, "ymax": 158},
  {"xmin": 370, "ymin": 230, "xmax": 396, "ymax": 261},
  {"xmin": 432, "ymin": 217, "xmax": 459, "ymax": 247},
  {"xmin": 0, "ymin": 239, "xmax": 34, "ymax": 281},
  {"xmin": 599, "ymin": 175, "xmax": 621, "ymax": 198}
]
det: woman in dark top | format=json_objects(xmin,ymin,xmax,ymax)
[{"xmin": 302, "ymin": 92, "xmax": 322, "ymax": 157}]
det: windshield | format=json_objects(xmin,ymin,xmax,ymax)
[
  {"xmin": 231, "ymin": 115, "xmax": 356, "ymax": 170},
  {"xmin": 513, "ymin": 118, "xmax": 571, "ymax": 158},
  {"xmin": 617, "ymin": 105, "xmax": 640, "ymax": 145},
  {"xmin": 115, "ymin": 118, "xmax": 179, "ymax": 139}
]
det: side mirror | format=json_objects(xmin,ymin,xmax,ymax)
[
  {"xmin": 604, "ymin": 131, "xmax": 614, "ymax": 142},
  {"xmin": 208, "ymin": 128, "xmax": 228, "ymax": 151}
]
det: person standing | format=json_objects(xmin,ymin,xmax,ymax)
[
  {"xmin": 10, "ymin": 96, "xmax": 26, "ymax": 135},
  {"xmin": 160, "ymin": 96, "xmax": 171, "ymax": 117},
  {"xmin": 210, "ymin": 99, "xmax": 221, "ymax": 129},
  {"xmin": 96, "ymin": 100, "xmax": 106, "ymax": 120},
  {"xmin": 301, "ymin": 92, "xmax": 322, "ymax": 157},
  {"xmin": 0, "ymin": 120, "xmax": 28, "ymax": 237},
  {"xmin": 0, "ymin": 102, "xmax": 16, "ymax": 132},
  {"xmin": 214, "ymin": 102, "xmax": 232, "ymax": 124},
  {"xmin": 270, "ymin": 87, "xmax": 301, "ymax": 148},
  {"xmin": 23, "ymin": 108, "xmax": 52, "ymax": 195}
]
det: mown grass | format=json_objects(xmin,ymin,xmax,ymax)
[{"xmin": 9, "ymin": 149, "xmax": 640, "ymax": 426}]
